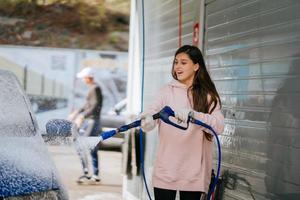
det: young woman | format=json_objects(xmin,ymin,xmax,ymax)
[{"xmin": 141, "ymin": 45, "xmax": 224, "ymax": 200}]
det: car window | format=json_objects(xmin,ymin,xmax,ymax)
[{"xmin": 0, "ymin": 70, "xmax": 36, "ymax": 136}]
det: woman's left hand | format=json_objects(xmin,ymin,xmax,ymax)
[{"xmin": 174, "ymin": 108, "xmax": 194, "ymax": 123}]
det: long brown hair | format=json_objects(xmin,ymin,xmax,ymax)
[{"xmin": 172, "ymin": 45, "xmax": 221, "ymax": 140}]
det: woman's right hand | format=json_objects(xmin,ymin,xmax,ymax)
[{"xmin": 140, "ymin": 113, "xmax": 156, "ymax": 132}]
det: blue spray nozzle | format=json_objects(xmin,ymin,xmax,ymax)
[{"xmin": 100, "ymin": 120, "xmax": 142, "ymax": 140}]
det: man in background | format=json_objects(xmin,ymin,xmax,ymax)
[{"xmin": 68, "ymin": 67, "xmax": 103, "ymax": 183}]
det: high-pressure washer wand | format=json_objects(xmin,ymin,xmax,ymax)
[{"xmin": 100, "ymin": 106, "xmax": 188, "ymax": 141}]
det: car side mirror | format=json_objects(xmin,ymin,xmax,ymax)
[{"xmin": 46, "ymin": 119, "xmax": 73, "ymax": 137}]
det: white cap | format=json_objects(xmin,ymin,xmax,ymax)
[{"xmin": 76, "ymin": 67, "xmax": 94, "ymax": 78}]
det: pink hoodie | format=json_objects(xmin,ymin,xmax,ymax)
[{"xmin": 145, "ymin": 80, "xmax": 224, "ymax": 193}]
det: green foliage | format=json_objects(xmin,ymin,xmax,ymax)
[
  {"xmin": 0, "ymin": 0, "xmax": 108, "ymax": 31},
  {"xmin": 74, "ymin": 0, "xmax": 107, "ymax": 31},
  {"xmin": 0, "ymin": 0, "xmax": 42, "ymax": 16},
  {"xmin": 0, "ymin": 0, "xmax": 130, "ymax": 50}
]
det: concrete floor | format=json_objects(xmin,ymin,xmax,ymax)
[{"xmin": 47, "ymin": 145, "xmax": 123, "ymax": 200}]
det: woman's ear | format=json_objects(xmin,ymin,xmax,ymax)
[{"xmin": 194, "ymin": 63, "xmax": 200, "ymax": 71}]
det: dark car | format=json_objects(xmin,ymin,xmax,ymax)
[{"xmin": 0, "ymin": 70, "xmax": 68, "ymax": 199}]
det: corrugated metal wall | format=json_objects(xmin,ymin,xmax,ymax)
[
  {"xmin": 205, "ymin": 0, "xmax": 300, "ymax": 199},
  {"xmin": 143, "ymin": 0, "xmax": 202, "ymax": 103}
]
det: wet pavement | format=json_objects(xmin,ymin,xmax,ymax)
[{"xmin": 47, "ymin": 145, "xmax": 123, "ymax": 200}]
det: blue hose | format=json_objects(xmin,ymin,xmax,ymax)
[
  {"xmin": 139, "ymin": 129, "xmax": 153, "ymax": 200},
  {"xmin": 190, "ymin": 118, "xmax": 222, "ymax": 200},
  {"xmin": 139, "ymin": 0, "xmax": 154, "ymax": 198}
]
